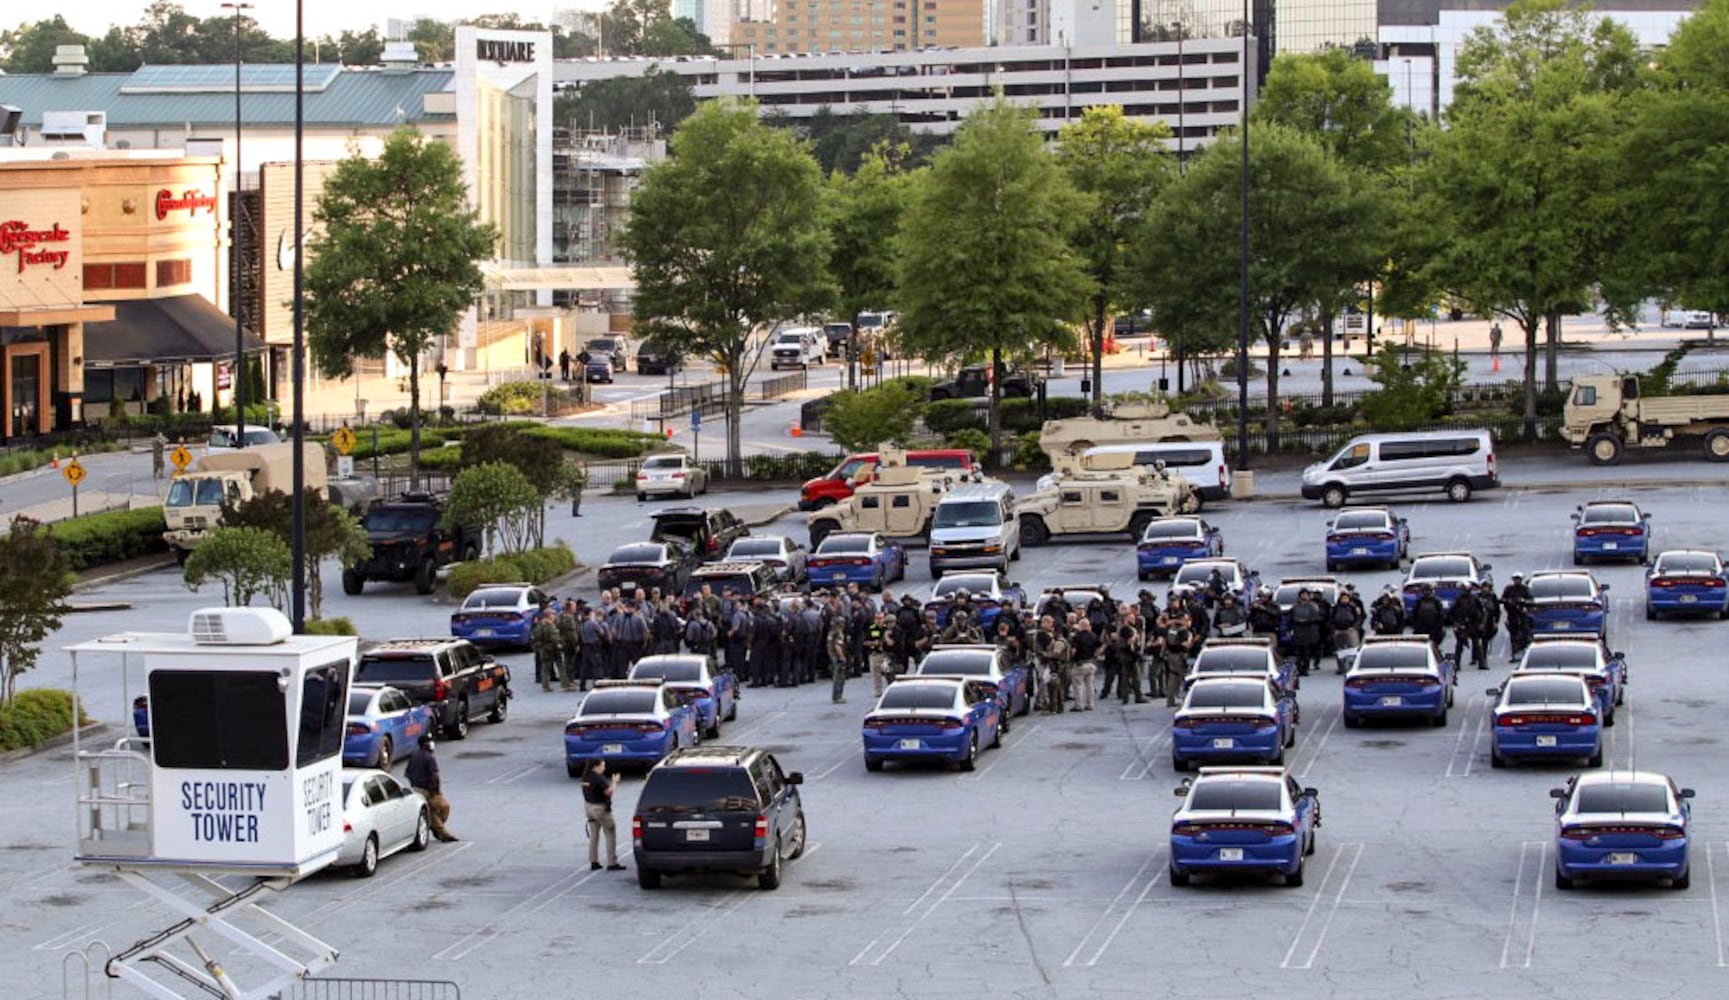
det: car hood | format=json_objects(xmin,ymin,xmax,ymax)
[{"xmin": 366, "ymin": 528, "xmax": 428, "ymax": 544}]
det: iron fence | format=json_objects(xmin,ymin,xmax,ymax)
[
  {"xmin": 757, "ymin": 370, "xmax": 808, "ymax": 399},
  {"xmin": 270, "ymin": 978, "xmax": 460, "ymax": 1000}
]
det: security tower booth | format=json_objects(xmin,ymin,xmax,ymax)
[{"xmin": 69, "ymin": 607, "xmax": 356, "ymax": 1000}]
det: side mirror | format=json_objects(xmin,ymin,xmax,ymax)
[
  {"xmin": 1600, "ymin": 583, "xmax": 1610, "ymax": 592},
  {"xmin": 1174, "ymin": 786, "xmax": 1189, "ymax": 797},
  {"xmin": 786, "ymin": 772, "xmax": 805, "ymax": 785},
  {"xmin": 1549, "ymin": 788, "xmax": 1566, "ymax": 799},
  {"xmin": 1682, "ymin": 788, "xmax": 1697, "ymax": 799},
  {"xmin": 1481, "ymin": 563, "xmax": 1493, "ymax": 571},
  {"xmin": 1486, "ymin": 687, "xmax": 1501, "ymax": 697},
  {"xmin": 1303, "ymin": 787, "xmax": 1319, "ymax": 799},
  {"xmin": 1570, "ymin": 512, "xmax": 1582, "ymax": 521},
  {"xmin": 1612, "ymin": 651, "xmax": 1625, "ymax": 660}
]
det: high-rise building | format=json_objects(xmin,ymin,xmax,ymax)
[{"xmin": 730, "ymin": 0, "xmax": 988, "ymax": 54}]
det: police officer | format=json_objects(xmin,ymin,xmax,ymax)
[
  {"xmin": 724, "ymin": 593, "xmax": 751, "ymax": 680},
  {"xmin": 650, "ymin": 599, "xmax": 683, "ymax": 656},
  {"xmin": 1331, "ymin": 585, "xmax": 1365, "ymax": 673},
  {"xmin": 1160, "ymin": 609, "xmax": 1192, "ymax": 707},
  {"xmin": 532, "ymin": 606, "xmax": 562, "ymax": 692},
  {"xmin": 578, "ymin": 608, "xmax": 607, "ymax": 690},
  {"xmin": 1408, "ymin": 583, "xmax": 1448, "ymax": 649},
  {"xmin": 865, "ymin": 611, "xmax": 892, "ymax": 698},
  {"xmin": 1214, "ymin": 593, "xmax": 1247, "ymax": 638},
  {"xmin": 1370, "ymin": 586, "xmax": 1406, "ymax": 635},
  {"xmin": 1247, "ymin": 591, "xmax": 1281, "ymax": 639},
  {"xmin": 611, "ymin": 600, "xmax": 650, "ymax": 677},
  {"xmin": 1476, "ymin": 581, "xmax": 1502, "ymax": 664},
  {"xmin": 1288, "ymin": 589, "xmax": 1325, "ymax": 676},
  {"xmin": 1501, "ymin": 574, "xmax": 1533, "ymax": 661},
  {"xmin": 1450, "ymin": 585, "xmax": 1488, "ymax": 669},
  {"xmin": 683, "ymin": 606, "xmax": 718, "ymax": 663},
  {"xmin": 1112, "ymin": 621, "xmax": 1146, "ymax": 705},
  {"xmin": 796, "ymin": 598, "xmax": 826, "ymax": 684},
  {"xmin": 1069, "ymin": 618, "xmax": 1100, "ymax": 711},
  {"xmin": 940, "ymin": 608, "xmax": 984, "ymax": 644},
  {"xmin": 1033, "ymin": 616, "xmax": 1070, "ymax": 714},
  {"xmin": 557, "ymin": 599, "xmax": 582, "ymax": 691}
]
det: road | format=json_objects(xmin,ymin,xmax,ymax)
[{"xmin": 6, "ymin": 474, "xmax": 1729, "ymax": 999}]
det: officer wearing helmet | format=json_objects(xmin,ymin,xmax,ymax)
[{"xmin": 940, "ymin": 607, "xmax": 984, "ymax": 644}]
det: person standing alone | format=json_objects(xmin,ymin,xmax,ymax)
[
  {"xmin": 406, "ymin": 733, "xmax": 458, "ymax": 842},
  {"xmin": 581, "ymin": 759, "xmax": 626, "ymax": 871}
]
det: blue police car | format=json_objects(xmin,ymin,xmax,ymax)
[
  {"xmin": 1171, "ymin": 677, "xmax": 1297, "ymax": 771},
  {"xmin": 912, "ymin": 643, "xmax": 1031, "ymax": 722},
  {"xmin": 1324, "ymin": 506, "xmax": 1409, "ymax": 572},
  {"xmin": 1169, "ymin": 766, "xmax": 1320, "ymax": 887},
  {"xmin": 1341, "ymin": 636, "xmax": 1455, "ymax": 728},
  {"xmin": 1553, "ymin": 771, "xmax": 1693, "ymax": 890},
  {"xmin": 1514, "ymin": 637, "xmax": 1625, "ymax": 726},
  {"xmin": 1645, "ymin": 549, "xmax": 1729, "ymax": 620},
  {"xmin": 807, "ymin": 531, "xmax": 906, "ymax": 591},
  {"xmin": 1488, "ymin": 674, "xmax": 1602, "ymax": 769},
  {"xmin": 1402, "ymin": 552, "xmax": 1492, "ymax": 613},
  {"xmin": 1525, "ymin": 570, "xmax": 1610, "ymax": 639},
  {"xmin": 1135, "ymin": 516, "xmax": 1224, "ymax": 580},
  {"xmin": 923, "ymin": 571, "xmax": 1027, "ymax": 629},
  {"xmin": 628, "ymin": 654, "xmax": 739, "ymax": 740},
  {"xmin": 1572, "ymin": 500, "xmax": 1650, "ymax": 565},
  {"xmin": 343, "ymin": 684, "xmax": 434, "ymax": 769},
  {"xmin": 862, "ymin": 676, "xmax": 1002, "ymax": 772},
  {"xmin": 563, "ymin": 680, "xmax": 700, "ymax": 777}
]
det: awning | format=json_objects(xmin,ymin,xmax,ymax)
[
  {"xmin": 83, "ymin": 295, "xmax": 266, "ymax": 368},
  {"xmin": 481, "ymin": 264, "xmax": 635, "ymax": 293}
]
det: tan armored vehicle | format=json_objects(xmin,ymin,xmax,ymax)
[
  {"xmin": 1014, "ymin": 452, "xmax": 1196, "ymax": 547},
  {"xmin": 1562, "ymin": 372, "xmax": 1729, "ymax": 464},
  {"xmin": 1038, "ymin": 400, "xmax": 1221, "ymax": 465},
  {"xmin": 806, "ymin": 451, "xmax": 961, "ymax": 548}
]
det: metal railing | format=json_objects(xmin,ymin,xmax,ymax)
[
  {"xmin": 271, "ymin": 978, "xmax": 461, "ymax": 1000},
  {"xmin": 757, "ymin": 370, "xmax": 808, "ymax": 399}
]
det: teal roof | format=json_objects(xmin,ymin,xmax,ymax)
[{"xmin": 0, "ymin": 65, "xmax": 453, "ymax": 129}]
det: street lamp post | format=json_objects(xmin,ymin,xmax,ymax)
[
  {"xmin": 290, "ymin": 0, "xmax": 306, "ymax": 631},
  {"xmin": 1236, "ymin": 0, "xmax": 1252, "ymax": 473},
  {"xmin": 222, "ymin": 2, "xmax": 253, "ymax": 449},
  {"xmin": 1175, "ymin": 22, "xmax": 1185, "ymax": 171}
]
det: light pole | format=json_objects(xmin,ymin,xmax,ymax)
[
  {"xmin": 1236, "ymin": 0, "xmax": 1252, "ymax": 472},
  {"xmin": 1174, "ymin": 22, "xmax": 1185, "ymax": 171},
  {"xmin": 290, "ymin": 0, "xmax": 306, "ymax": 631},
  {"xmin": 222, "ymin": 2, "xmax": 253, "ymax": 448}
]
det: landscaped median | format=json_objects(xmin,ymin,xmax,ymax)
[
  {"xmin": 48, "ymin": 506, "xmax": 168, "ymax": 571},
  {"xmin": 448, "ymin": 544, "xmax": 580, "ymax": 600},
  {"xmin": 0, "ymin": 689, "xmax": 88, "ymax": 753}
]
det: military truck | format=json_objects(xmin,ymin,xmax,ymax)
[
  {"xmin": 928, "ymin": 365, "xmax": 1041, "ymax": 401},
  {"xmin": 1014, "ymin": 452, "xmax": 1196, "ymax": 547},
  {"xmin": 1562, "ymin": 372, "xmax": 1729, "ymax": 465},
  {"xmin": 1037, "ymin": 400, "xmax": 1221, "ymax": 465},
  {"xmin": 805, "ymin": 454, "xmax": 964, "ymax": 549},
  {"xmin": 163, "ymin": 442, "xmax": 329, "ymax": 562}
]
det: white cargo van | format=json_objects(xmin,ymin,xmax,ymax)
[
  {"xmin": 928, "ymin": 481, "xmax": 1019, "ymax": 574},
  {"xmin": 1300, "ymin": 429, "xmax": 1499, "ymax": 508}
]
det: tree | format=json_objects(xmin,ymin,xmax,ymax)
[
  {"xmin": 555, "ymin": 67, "xmax": 698, "ymax": 133},
  {"xmin": 184, "ymin": 526, "xmax": 293, "ymax": 609},
  {"xmin": 1056, "ymin": 105, "xmax": 1174, "ymax": 412},
  {"xmin": 459, "ymin": 425, "xmax": 569, "ymax": 547},
  {"xmin": 800, "ymin": 108, "xmax": 943, "ymax": 175},
  {"xmin": 822, "ymin": 381, "xmax": 927, "ymax": 452},
  {"xmin": 447, "ymin": 462, "xmax": 541, "ymax": 557},
  {"xmin": 826, "ymin": 142, "xmax": 913, "ymax": 389},
  {"xmin": 896, "ymin": 100, "xmax": 1091, "ymax": 461},
  {"xmin": 1359, "ymin": 344, "xmax": 1465, "ymax": 430},
  {"xmin": 620, "ymin": 99, "xmax": 834, "ymax": 476},
  {"xmin": 220, "ymin": 491, "xmax": 369, "ymax": 621},
  {"xmin": 1423, "ymin": 0, "xmax": 1638, "ymax": 437},
  {"xmin": 1137, "ymin": 123, "xmax": 1363, "ymax": 450},
  {"xmin": 407, "ymin": 18, "xmax": 454, "ymax": 62},
  {"xmin": 306, "ymin": 129, "xmax": 497, "ymax": 486},
  {"xmin": 642, "ymin": 17, "xmax": 717, "ymax": 56},
  {"xmin": 323, "ymin": 27, "xmax": 385, "ymax": 65},
  {"xmin": 0, "ymin": 517, "xmax": 71, "ymax": 706},
  {"xmin": 0, "ymin": 17, "xmax": 90, "ymax": 73}
]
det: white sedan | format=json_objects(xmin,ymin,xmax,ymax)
[
  {"xmin": 636, "ymin": 453, "xmax": 708, "ymax": 500},
  {"xmin": 335, "ymin": 770, "xmax": 430, "ymax": 877}
]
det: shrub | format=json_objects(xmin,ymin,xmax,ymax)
[
  {"xmin": 476, "ymin": 381, "xmax": 583, "ymax": 416},
  {"xmin": 924, "ymin": 399, "xmax": 985, "ymax": 434},
  {"xmin": 944, "ymin": 427, "xmax": 990, "ymax": 458},
  {"xmin": 743, "ymin": 451, "xmax": 843, "ymax": 482},
  {"xmin": 0, "ymin": 688, "xmax": 84, "ymax": 751},
  {"xmin": 517, "ymin": 425, "xmax": 662, "ymax": 458},
  {"xmin": 50, "ymin": 506, "xmax": 168, "ymax": 571},
  {"xmin": 1012, "ymin": 431, "xmax": 1048, "ymax": 470},
  {"xmin": 1001, "ymin": 396, "xmax": 1088, "ymax": 434},
  {"xmin": 416, "ymin": 446, "xmax": 467, "ymax": 471},
  {"xmin": 511, "ymin": 544, "xmax": 577, "ymax": 583},
  {"xmin": 303, "ymin": 617, "xmax": 358, "ymax": 636},
  {"xmin": 822, "ymin": 381, "xmax": 927, "ymax": 452},
  {"xmin": 447, "ymin": 544, "xmax": 577, "ymax": 599}
]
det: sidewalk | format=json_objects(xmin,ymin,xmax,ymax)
[{"xmin": 4, "ymin": 490, "xmax": 156, "ymax": 527}]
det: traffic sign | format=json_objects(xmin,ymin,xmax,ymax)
[
  {"xmin": 332, "ymin": 426, "xmax": 357, "ymax": 456},
  {"xmin": 169, "ymin": 445, "xmax": 193, "ymax": 472},
  {"xmin": 690, "ymin": 410, "xmax": 701, "ymax": 433},
  {"xmin": 63, "ymin": 459, "xmax": 85, "ymax": 486}
]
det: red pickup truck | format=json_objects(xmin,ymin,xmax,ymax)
[{"xmin": 797, "ymin": 449, "xmax": 976, "ymax": 510}]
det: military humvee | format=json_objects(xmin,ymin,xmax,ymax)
[
  {"xmin": 1014, "ymin": 452, "xmax": 1196, "ymax": 547},
  {"xmin": 806, "ymin": 459, "xmax": 958, "ymax": 549},
  {"xmin": 1037, "ymin": 400, "xmax": 1221, "ymax": 466}
]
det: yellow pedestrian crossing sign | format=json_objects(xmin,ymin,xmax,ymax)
[
  {"xmin": 63, "ymin": 459, "xmax": 86, "ymax": 486},
  {"xmin": 332, "ymin": 426, "xmax": 357, "ymax": 456},
  {"xmin": 170, "ymin": 445, "xmax": 193, "ymax": 472}
]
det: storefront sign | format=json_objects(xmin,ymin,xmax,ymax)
[
  {"xmin": 477, "ymin": 38, "xmax": 536, "ymax": 62},
  {"xmin": 155, "ymin": 188, "xmax": 218, "ymax": 220},
  {"xmin": 0, "ymin": 220, "xmax": 72, "ymax": 273}
]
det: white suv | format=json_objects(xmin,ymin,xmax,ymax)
[{"xmin": 769, "ymin": 327, "xmax": 824, "ymax": 369}]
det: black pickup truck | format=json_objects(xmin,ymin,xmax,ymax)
[
  {"xmin": 353, "ymin": 638, "xmax": 511, "ymax": 740},
  {"xmin": 927, "ymin": 365, "xmax": 1041, "ymax": 401},
  {"xmin": 344, "ymin": 492, "xmax": 480, "ymax": 595}
]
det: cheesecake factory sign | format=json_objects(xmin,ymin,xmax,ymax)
[{"xmin": 0, "ymin": 220, "xmax": 72, "ymax": 273}]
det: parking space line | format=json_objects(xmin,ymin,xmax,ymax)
[
  {"xmin": 809, "ymin": 751, "xmax": 855, "ymax": 781},
  {"xmin": 487, "ymin": 761, "xmax": 547, "ymax": 785},
  {"xmin": 1618, "ymin": 700, "xmax": 1635, "ymax": 771},
  {"xmin": 435, "ymin": 866, "xmax": 596, "ymax": 961},
  {"xmin": 636, "ymin": 889, "xmax": 752, "ymax": 965},
  {"xmin": 1499, "ymin": 841, "xmax": 1545, "ymax": 970},
  {"xmin": 724, "ymin": 710, "xmax": 787, "ymax": 740},
  {"xmin": 312, "ymin": 841, "xmax": 474, "ymax": 923},
  {"xmin": 33, "ymin": 891, "xmax": 163, "ymax": 952},
  {"xmin": 1447, "ymin": 700, "xmax": 1489, "ymax": 778},
  {"xmin": 849, "ymin": 841, "xmax": 1000, "ymax": 966},
  {"xmin": 962, "ymin": 722, "xmax": 1042, "ymax": 781},
  {"xmin": 1279, "ymin": 842, "xmax": 1364, "ymax": 970},
  {"xmin": 1062, "ymin": 848, "xmax": 1165, "ymax": 968},
  {"xmin": 1293, "ymin": 707, "xmax": 1339, "ymax": 781},
  {"xmin": 1710, "ymin": 843, "xmax": 1727, "ymax": 968},
  {"xmin": 1117, "ymin": 732, "xmax": 1172, "ymax": 782}
]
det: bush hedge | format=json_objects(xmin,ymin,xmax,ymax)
[
  {"xmin": 50, "ymin": 506, "xmax": 168, "ymax": 571},
  {"xmin": 743, "ymin": 451, "xmax": 842, "ymax": 482},
  {"xmin": 517, "ymin": 425, "xmax": 663, "ymax": 458},
  {"xmin": 447, "ymin": 544, "xmax": 579, "ymax": 599},
  {"xmin": 923, "ymin": 399, "xmax": 983, "ymax": 434},
  {"xmin": 303, "ymin": 617, "xmax": 358, "ymax": 636},
  {"xmin": 921, "ymin": 396, "xmax": 1092, "ymax": 437},
  {"xmin": 476, "ymin": 381, "xmax": 585, "ymax": 416},
  {"xmin": 0, "ymin": 689, "xmax": 86, "ymax": 752}
]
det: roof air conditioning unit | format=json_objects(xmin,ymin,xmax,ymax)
[{"xmin": 189, "ymin": 607, "xmax": 295, "ymax": 645}]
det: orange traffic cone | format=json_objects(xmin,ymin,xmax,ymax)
[
  {"xmin": 50, "ymin": 451, "xmax": 59, "ymax": 469},
  {"xmin": 1492, "ymin": 355, "xmax": 1501, "ymax": 373},
  {"xmin": 790, "ymin": 424, "xmax": 804, "ymax": 438}
]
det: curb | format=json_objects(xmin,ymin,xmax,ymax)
[
  {"xmin": 0, "ymin": 721, "xmax": 113, "ymax": 767},
  {"xmin": 72, "ymin": 553, "xmax": 177, "ymax": 593},
  {"xmin": 741, "ymin": 504, "xmax": 793, "ymax": 528}
]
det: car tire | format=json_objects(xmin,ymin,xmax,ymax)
[
  {"xmin": 1490, "ymin": 747, "xmax": 1506, "ymax": 768},
  {"xmin": 958, "ymin": 732, "xmax": 978, "ymax": 772},
  {"xmin": 706, "ymin": 716, "xmax": 721, "ymax": 740},
  {"xmin": 414, "ymin": 557, "xmax": 438, "ymax": 595},
  {"xmin": 1138, "ymin": 570, "xmax": 1151, "ymax": 582},
  {"xmin": 355, "ymin": 835, "xmax": 380, "ymax": 878},
  {"xmin": 1325, "ymin": 560, "xmax": 1338, "ymax": 573},
  {"xmin": 1019, "ymin": 515, "xmax": 1049, "ymax": 547},
  {"xmin": 489, "ymin": 693, "xmax": 509, "ymax": 724},
  {"xmin": 447, "ymin": 700, "xmax": 470, "ymax": 741},
  {"xmin": 1285, "ymin": 862, "xmax": 1304, "ymax": 888},
  {"xmin": 462, "ymin": 543, "xmax": 480, "ymax": 563},
  {"xmin": 787, "ymin": 813, "xmax": 808, "ymax": 860},
  {"xmin": 1128, "ymin": 512, "xmax": 1154, "ymax": 541},
  {"xmin": 342, "ymin": 569, "xmax": 364, "ymax": 595},
  {"xmin": 1305, "ymin": 830, "xmax": 1317, "ymax": 856},
  {"xmin": 410, "ymin": 808, "xmax": 431, "ymax": 852},
  {"xmin": 758, "ymin": 840, "xmax": 784, "ymax": 891},
  {"xmin": 375, "ymin": 735, "xmax": 394, "ymax": 770},
  {"xmin": 1321, "ymin": 484, "xmax": 1348, "ymax": 509},
  {"xmin": 1172, "ymin": 754, "xmax": 1188, "ymax": 773},
  {"xmin": 726, "ymin": 698, "xmax": 739, "ymax": 722},
  {"xmin": 1586, "ymin": 432, "xmax": 1623, "ymax": 466},
  {"xmin": 1010, "ymin": 545, "xmax": 1021, "ymax": 562},
  {"xmin": 1554, "ymin": 868, "xmax": 1575, "ymax": 890},
  {"xmin": 864, "ymin": 756, "xmax": 884, "ymax": 772},
  {"xmin": 638, "ymin": 493, "xmax": 647, "ymax": 502},
  {"xmin": 810, "ymin": 521, "xmax": 838, "ymax": 549},
  {"xmin": 1604, "ymin": 707, "xmax": 1616, "ymax": 728},
  {"xmin": 991, "ymin": 720, "xmax": 1004, "ymax": 748},
  {"xmin": 1705, "ymin": 430, "xmax": 1729, "ymax": 463},
  {"xmin": 1342, "ymin": 712, "xmax": 1360, "ymax": 729},
  {"xmin": 1431, "ymin": 707, "xmax": 1448, "ymax": 728},
  {"xmin": 1445, "ymin": 478, "xmax": 1473, "ymax": 504},
  {"xmin": 1271, "ymin": 743, "xmax": 1285, "ymax": 765},
  {"xmin": 1646, "ymin": 605, "xmax": 1656, "ymax": 621},
  {"xmin": 1674, "ymin": 868, "xmax": 1692, "ymax": 891},
  {"xmin": 1587, "ymin": 747, "xmax": 1604, "ymax": 768},
  {"xmin": 638, "ymin": 867, "xmax": 662, "ymax": 890},
  {"xmin": 568, "ymin": 760, "xmax": 583, "ymax": 778},
  {"xmin": 1168, "ymin": 865, "xmax": 1191, "ymax": 887},
  {"xmin": 1446, "ymin": 686, "xmax": 1455, "ymax": 708},
  {"xmin": 999, "ymin": 710, "xmax": 1011, "ymax": 736}
]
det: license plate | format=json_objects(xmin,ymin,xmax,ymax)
[
  {"xmin": 685, "ymin": 829, "xmax": 710, "ymax": 842},
  {"xmin": 832, "ymin": 571, "xmax": 848, "ymax": 581},
  {"xmin": 1218, "ymin": 848, "xmax": 1244, "ymax": 861},
  {"xmin": 476, "ymin": 628, "xmax": 494, "ymax": 637},
  {"xmin": 1164, "ymin": 556, "xmax": 1180, "ymax": 564},
  {"xmin": 1603, "ymin": 542, "xmax": 1618, "ymax": 550},
  {"xmin": 1608, "ymin": 852, "xmax": 1638, "ymax": 865},
  {"xmin": 898, "ymin": 739, "xmax": 921, "ymax": 750},
  {"xmin": 1535, "ymin": 736, "xmax": 1557, "ymax": 748},
  {"xmin": 1351, "ymin": 547, "xmax": 1369, "ymax": 555},
  {"xmin": 1681, "ymin": 595, "xmax": 1698, "ymax": 603},
  {"xmin": 602, "ymin": 743, "xmax": 624, "ymax": 754},
  {"xmin": 1380, "ymin": 696, "xmax": 1402, "ymax": 707},
  {"xmin": 1552, "ymin": 621, "xmax": 1572, "ymax": 629},
  {"xmin": 1212, "ymin": 738, "xmax": 1235, "ymax": 749}
]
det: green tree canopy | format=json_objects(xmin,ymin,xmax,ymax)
[
  {"xmin": 447, "ymin": 462, "xmax": 541, "ymax": 557},
  {"xmin": 1256, "ymin": 49, "xmax": 1415, "ymax": 174},
  {"xmin": 305, "ymin": 128, "xmax": 496, "ymax": 485},
  {"xmin": 184, "ymin": 526, "xmax": 293, "ymax": 609},
  {"xmin": 220, "ymin": 491, "xmax": 369, "ymax": 621},
  {"xmin": 0, "ymin": 16, "xmax": 89, "ymax": 73},
  {"xmin": 459, "ymin": 424, "xmax": 572, "ymax": 547},
  {"xmin": 0, "ymin": 517, "xmax": 71, "ymax": 705},
  {"xmin": 896, "ymin": 100, "xmax": 1091, "ymax": 459},
  {"xmin": 822, "ymin": 381, "xmax": 927, "ymax": 452},
  {"xmin": 620, "ymin": 99, "xmax": 835, "ymax": 474},
  {"xmin": 826, "ymin": 141, "xmax": 914, "ymax": 386},
  {"xmin": 555, "ymin": 67, "xmax": 698, "ymax": 134}
]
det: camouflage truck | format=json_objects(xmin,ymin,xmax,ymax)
[
  {"xmin": 1014, "ymin": 452, "xmax": 1196, "ymax": 547},
  {"xmin": 806, "ymin": 455, "xmax": 967, "ymax": 549},
  {"xmin": 1562, "ymin": 372, "xmax": 1729, "ymax": 464},
  {"xmin": 1037, "ymin": 400, "xmax": 1221, "ymax": 466}
]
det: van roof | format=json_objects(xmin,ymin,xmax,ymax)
[
  {"xmin": 1341, "ymin": 428, "xmax": 1495, "ymax": 444},
  {"xmin": 938, "ymin": 482, "xmax": 1012, "ymax": 501}
]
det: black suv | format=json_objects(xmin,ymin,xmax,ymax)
[
  {"xmin": 650, "ymin": 506, "xmax": 749, "ymax": 562},
  {"xmin": 345, "ymin": 492, "xmax": 480, "ymax": 595},
  {"xmin": 353, "ymin": 638, "xmax": 512, "ymax": 740},
  {"xmin": 927, "ymin": 365, "xmax": 1041, "ymax": 401},
  {"xmin": 636, "ymin": 341, "xmax": 681, "ymax": 376},
  {"xmin": 633, "ymin": 746, "xmax": 806, "ymax": 890}
]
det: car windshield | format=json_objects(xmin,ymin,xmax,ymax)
[
  {"xmin": 1274, "ymin": 584, "xmax": 1335, "ymax": 607},
  {"xmin": 1333, "ymin": 512, "xmax": 1388, "ymax": 531},
  {"xmin": 1187, "ymin": 780, "xmax": 1283, "ymax": 812},
  {"xmin": 580, "ymin": 690, "xmax": 657, "ymax": 716},
  {"xmin": 907, "ymin": 455, "xmax": 968, "ymax": 470},
  {"xmin": 1530, "ymin": 577, "xmax": 1594, "ymax": 600},
  {"xmin": 1582, "ymin": 504, "xmax": 1639, "ymax": 525},
  {"xmin": 1576, "ymin": 784, "xmax": 1671, "ymax": 814},
  {"xmin": 347, "ymin": 692, "xmax": 375, "ymax": 714},
  {"xmin": 1504, "ymin": 678, "xmax": 1589, "ymax": 706},
  {"xmin": 643, "ymin": 456, "xmax": 682, "ymax": 470},
  {"xmin": 1194, "ymin": 648, "xmax": 1270, "ymax": 672},
  {"xmin": 818, "ymin": 536, "xmax": 870, "ymax": 555},
  {"xmin": 1184, "ymin": 683, "xmax": 1268, "ymax": 710},
  {"xmin": 1175, "ymin": 564, "xmax": 1232, "ymax": 586},
  {"xmin": 465, "ymin": 589, "xmax": 527, "ymax": 609},
  {"xmin": 588, "ymin": 339, "xmax": 618, "ymax": 351},
  {"xmin": 637, "ymin": 769, "xmax": 758, "ymax": 814},
  {"xmin": 1412, "ymin": 558, "xmax": 1474, "ymax": 579},
  {"xmin": 917, "ymin": 652, "xmax": 992, "ymax": 676},
  {"xmin": 933, "ymin": 501, "xmax": 1002, "ymax": 529},
  {"xmin": 1142, "ymin": 520, "xmax": 1201, "ymax": 540},
  {"xmin": 1522, "ymin": 645, "xmax": 1596, "ymax": 670},
  {"xmin": 610, "ymin": 544, "xmax": 666, "ymax": 564},
  {"xmin": 729, "ymin": 539, "xmax": 783, "ymax": 558},
  {"xmin": 634, "ymin": 661, "xmax": 702, "ymax": 682},
  {"xmin": 354, "ymin": 656, "xmax": 434, "ymax": 683},
  {"xmin": 364, "ymin": 508, "xmax": 438, "ymax": 533},
  {"xmin": 877, "ymin": 685, "xmax": 958, "ymax": 710},
  {"xmin": 933, "ymin": 575, "xmax": 995, "ymax": 598},
  {"xmin": 1658, "ymin": 553, "xmax": 1718, "ymax": 574},
  {"xmin": 1354, "ymin": 647, "xmax": 1431, "ymax": 672}
]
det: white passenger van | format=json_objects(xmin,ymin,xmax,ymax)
[
  {"xmin": 1037, "ymin": 441, "xmax": 1232, "ymax": 505},
  {"xmin": 928, "ymin": 481, "xmax": 1019, "ymax": 574},
  {"xmin": 1301, "ymin": 428, "xmax": 1498, "ymax": 508}
]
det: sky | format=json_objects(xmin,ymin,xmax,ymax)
[{"xmin": 56, "ymin": 2, "xmax": 608, "ymax": 44}]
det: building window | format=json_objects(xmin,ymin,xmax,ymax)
[
  {"xmin": 84, "ymin": 262, "xmax": 148, "ymax": 291},
  {"xmin": 156, "ymin": 259, "xmax": 192, "ymax": 287}
]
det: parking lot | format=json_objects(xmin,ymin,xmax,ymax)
[{"xmin": 9, "ymin": 478, "xmax": 1729, "ymax": 1000}]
